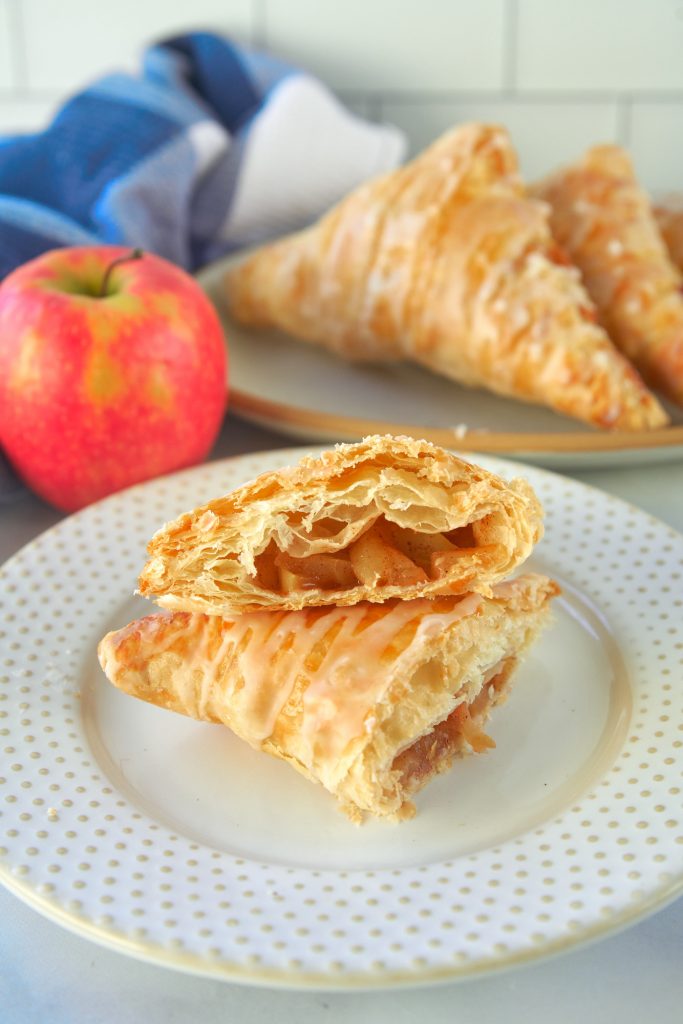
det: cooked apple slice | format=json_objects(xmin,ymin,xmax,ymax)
[
  {"xmin": 380, "ymin": 519, "xmax": 456, "ymax": 571},
  {"xmin": 275, "ymin": 551, "xmax": 358, "ymax": 593},
  {"xmin": 349, "ymin": 521, "xmax": 429, "ymax": 587}
]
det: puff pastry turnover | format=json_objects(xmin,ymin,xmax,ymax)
[
  {"xmin": 138, "ymin": 435, "xmax": 544, "ymax": 614},
  {"xmin": 224, "ymin": 123, "xmax": 666, "ymax": 430},
  {"xmin": 99, "ymin": 573, "xmax": 558, "ymax": 822},
  {"xmin": 534, "ymin": 145, "xmax": 683, "ymax": 406}
]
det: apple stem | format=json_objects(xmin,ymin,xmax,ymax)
[{"xmin": 98, "ymin": 248, "xmax": 144, "ymax": 298}]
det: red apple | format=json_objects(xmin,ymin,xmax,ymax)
[{"xmin": 0, "ymin": 246, "xmax": 228, "ymax": 511}]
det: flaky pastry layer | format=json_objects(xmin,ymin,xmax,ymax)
[
  {"xmin": 99, "ymin": 573, "xmax": 559, "ymax": 821},
  {"xmin": 138, "ymin": 435, "xmax": 544, "ymax": 614}
]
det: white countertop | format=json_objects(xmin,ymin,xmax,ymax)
[{"xmin": 1, "ymin": 415, "xmax": 682, "ymax": 1023}]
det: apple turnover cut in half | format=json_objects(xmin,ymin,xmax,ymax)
[
  {"xmin": 138, "ymin": 436, "xmax": 544, "ymax": 614},
  {"xmin": 534, "ymin": 145, "xmax": 683, "ymax": 407},
  {"xmin": 223, "ymin": 122, "xmax": 667, "ymax": 430},
  {"xmin": 99, "ymin": 573, "xmax": 558, "ymax": 822}
]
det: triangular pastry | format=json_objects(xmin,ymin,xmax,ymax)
[
  {"xmin": 99, "ymin": 573, "xmax": 558, "ymax": 822},
  {"xmin": 534, "ymin": 145, "xmax": 683, "ymax": 406},
  {"xmin": 138, "ymin": 435, "xmax": 543, "ymax": 614},
  {"xmin": 224, "ymin": 123, "xmax": 667, "ymax": 430}
]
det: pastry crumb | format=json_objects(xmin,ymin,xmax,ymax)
[
  {"xmin": 196, "ymin": 510, "xmax": 218, "ymax": 532},
  {"xmin": 592, "ymin": 350, "xmax": 611, "ymax": 369},
  {"xmin": 511, "ymin": 306, "xmax": 530, "ymax": 330}
]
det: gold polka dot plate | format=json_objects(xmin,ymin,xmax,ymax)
[{"xmin": 1, "ymin": 449, "xmax": 682, "ymax": 990}]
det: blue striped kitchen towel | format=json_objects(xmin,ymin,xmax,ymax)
[{"xmin": 0, "ymin": 31, "xmax": 406, "ymax": 280}]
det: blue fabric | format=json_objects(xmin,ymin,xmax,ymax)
[{"xmin": 0, "ymin": 32, "xmax": 295, "ymax": 279}]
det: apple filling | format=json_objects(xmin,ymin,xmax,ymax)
[
  {"xmin": 252, "ymin": 515, "xmax": 493, "ymax": 595},
  {"xmin": 392, "ymin": 657, "xmax": 516, "ymax": 794}
]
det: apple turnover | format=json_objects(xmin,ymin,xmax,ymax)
[
  {"xmin": 534, "ymin": 145, "xmax": 683, "ymax": 407},
  {"xmin": 223, "ymin": 123, "xmax": 666, "ymax": 430},
  {"xmin": 99, "ymin": 573, "xmax": 558, "ymax": 822},
  {"xmin": 138, "ymin": 435, "xmax": 544, "ymax": 614}
]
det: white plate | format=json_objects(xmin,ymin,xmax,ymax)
[
  {"xmin": 199, "ymin": 258, "xmax": 683, "ymax": 471},
  {"xmin": 1, "ymin": 449, "xmax": 683, "ymax": 990}
]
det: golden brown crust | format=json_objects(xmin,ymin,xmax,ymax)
[
  {"xmin": 99, "ymin": 573, "xmax": 559, "ymax": 821},
  {"xmin": 138, "ymin": 434, "xmax": 544, "ymax": 614},
  {"xmin": 654, "ymin": 198, "xmax": 683, "ymax": 274},
  {"xmin": 224, "ymin": 123, "xmax": 667, "ymax": 430},
  {"xmin": 534, "ymin": 145, "xmax": 683, "ymax": 407}
]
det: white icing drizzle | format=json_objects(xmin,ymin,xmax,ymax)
[
  {"xmin": 170, "ymin": 595, "xmax": 483, "ymax": 763},
  {"xmin": 299, "ymin": 594, "xmax": 483, "ymax": 766},
  {"xmin": 114, "ymin": 589, "xmax": 527, "ymax": 769}
]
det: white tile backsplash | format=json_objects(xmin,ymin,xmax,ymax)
[
  {"xmin": 381, "ymin": 98, "xmax": 620, "ymax": 181},
  {"xmin": 629, "ymin": 103, "xmax": 683, "ymax": 196},
  {"xmin": 263, "ymin": 0, "xmax": 506, "ymax": 91},
  {"xmin": 21, "ymin": 0, "xmax": 254, "ymax": 92},
  {"xmin": 1, "ymin": 0, "xmax": 683, "ymax": 191},
  {"xmin": 517, "ymin": 0, "xmax": 683, "ymax": 92},
  {"xmin": 0, "ymin": 0, "xmax": 15, "ymax": 89}
]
